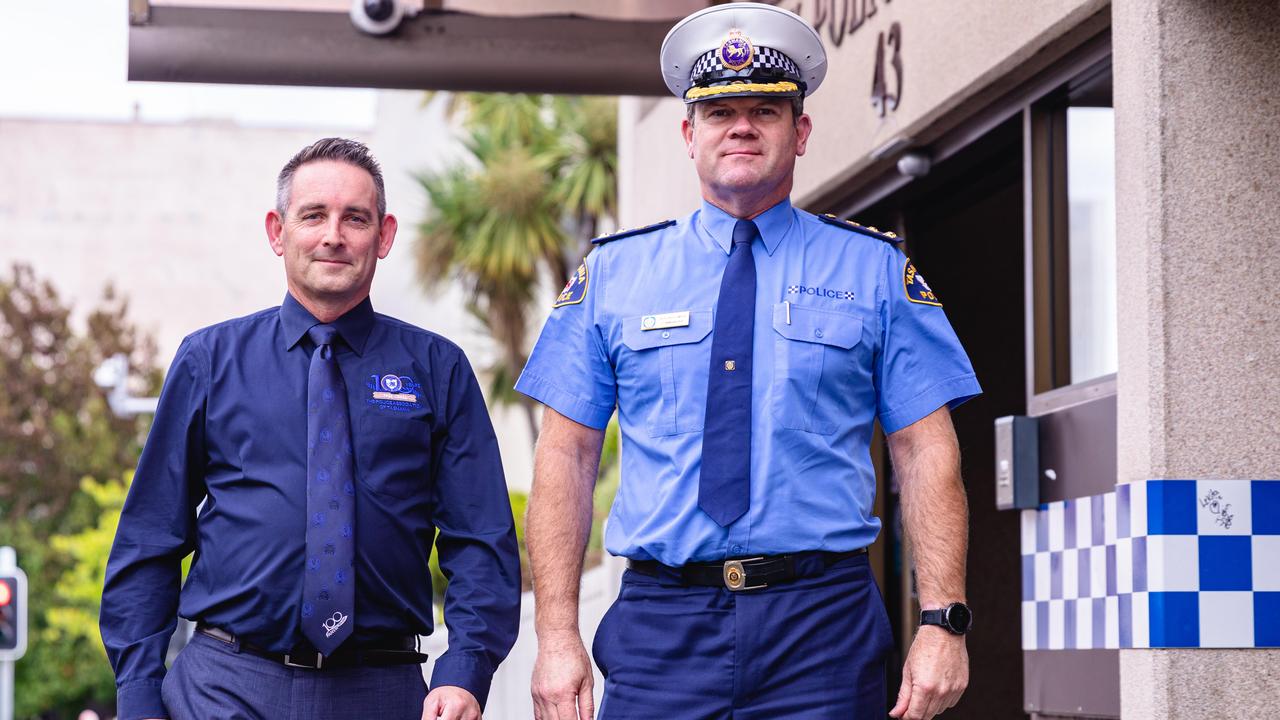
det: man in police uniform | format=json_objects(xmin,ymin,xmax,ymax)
[
  {"xmin": 101, "ymin": 138, "xmax": 520, "ymax": 720},
  {"xmin": 520, "ymin": 4, "xmax": 979, "ymax": 719}
]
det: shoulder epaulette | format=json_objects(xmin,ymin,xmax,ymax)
[
  {"xmin": 591, "ymin": 219, "xmax": 676, "ymax": 245},
  {"xmin": 818, "ymin": 213, "xmax": 902, "ymax": 243}
]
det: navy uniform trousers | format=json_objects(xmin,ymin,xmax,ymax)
[
  {"xmin": 160, "ymin": 632, "xmax": 427, "ymax": 720},
  {"xmin": 593, "ymin": 553, "xmax": 893, "ymax": 720}
]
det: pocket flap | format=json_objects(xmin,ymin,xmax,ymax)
[
  {"xmin": 772, "ymin": 303, "xmax": 862, "ymax": 349},
  {"xmin": 360, "ymin": 414, "xmax": 428, "ymax": 440},
  {"xmin": 622, "ymin": 310, "xmax": 713, "ymax": 351}
]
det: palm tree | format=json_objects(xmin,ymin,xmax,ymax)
[
  {"xmin": 550, "ymin": 96, "xmax": 619, "ymax": 256},
  {"xmin": 414, "ymin": 94, "xmax": 618, "ymax": 442}
]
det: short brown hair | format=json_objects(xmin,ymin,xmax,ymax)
[{"xmin": 276, "ymin": 137, "xmax": 386, "ymax": 220}]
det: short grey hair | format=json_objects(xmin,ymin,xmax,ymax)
[{"xmin": 276, "ymin": 137, "xmax": 386, "ymax": 220}]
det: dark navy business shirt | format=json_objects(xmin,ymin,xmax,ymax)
[{"xmin": 101, "ymin": 294, "xmax": 520, "ymax": 720}]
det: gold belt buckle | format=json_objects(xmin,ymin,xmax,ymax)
[{"xmin": 723, "ymin": 557, "xmax": 767, "ymax": 591}]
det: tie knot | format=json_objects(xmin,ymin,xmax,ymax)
[
  {"xmin": 307, "ymin": 324, "xmax": 339, "ymax": 348},
  {"xmin": 732, "ymin": 219, "xmax": 758, "ymax": 247}
]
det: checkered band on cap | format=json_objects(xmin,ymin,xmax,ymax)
[{"xmin": 689, "ymin": 45, "xmax": 801, "ymax": 85}]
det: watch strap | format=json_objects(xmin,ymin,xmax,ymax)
[
  {"xmin": 919, "ymin": 603, "xmax": 972, "ymax": 635},
  {"xmin": 919, "ymin": 608, "xmax": 946, "ymax": 627}
]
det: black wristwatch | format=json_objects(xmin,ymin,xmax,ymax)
[{"xmin": 919, "ymin": 602, "xmax": 973, "ymax": 635}]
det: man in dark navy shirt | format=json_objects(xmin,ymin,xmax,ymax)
[{"xmin": 100, "ymin": 138, "xmax": 520, "ymax": 720}]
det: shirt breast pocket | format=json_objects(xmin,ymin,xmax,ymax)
[
  {"xmin": 772, "ymin": 303, "xmax": 863, "ymax": 435},
  {"xmin": 357, "ymin": 415, "xmax": 431, "ymax": 500},
  {"xmin": 620, "ymin": 310, "xmax": 713, "ymax": 437}
]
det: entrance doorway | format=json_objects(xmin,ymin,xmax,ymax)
[{"xmin": 860, "ymin": 115, "xmax": 1027, "ymax": 718}]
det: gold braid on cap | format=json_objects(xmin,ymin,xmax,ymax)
[{"xmin": 684, "ymin": 81, "xmax": 799, "ymax": 100}]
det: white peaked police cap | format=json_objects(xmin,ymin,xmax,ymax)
[{"xmin": 660, "ymin": 2, "xmax": 827, "ymax": 104}]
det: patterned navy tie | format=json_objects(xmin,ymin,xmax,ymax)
[
  {"xmin": 699, "ymin": 219, "xmax": 758, "ymax": 527},
  {"xmin": 302, "ymin": 324, "xmax": 356, "ymax": 654}
]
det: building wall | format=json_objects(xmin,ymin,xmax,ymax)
[
  {"xmin": 0, "ymin": 90, "xmax": 536, "ymax": 490},
  {"xmin": 1114, "ymin": 0, "xmax": 1280, "ymax": 716},
  {"xmin": 618, "ymin": 0, "xmax": 1107, "ymax": 225},
  {"xmin": 618, "ymin": 0, "xmax": 1280, "ymax": 716}
]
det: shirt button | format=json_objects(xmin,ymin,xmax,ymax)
[
  {"xmin": 815, "ymin": 328, "xmax": 825, "ymax": 339},
  {"xmin": 731, "ymin": 544, "xmax": 743, "ymax": 554},
  {"xmin": 662, "ymin": 331, "xmax": 671, "ymax": 339}
]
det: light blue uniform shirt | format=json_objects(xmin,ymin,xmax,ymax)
[{"xmin": 516, "ymin": 199, "xmax": 981, "ymax": 565}]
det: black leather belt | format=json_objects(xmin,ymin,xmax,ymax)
[
  {"xmin": 196, "ymin": 623, "xmax": 426, "ymax": 670},
  {"xmin": 627, "ymin": 548, "xmax": 866, "ymax": 591}
]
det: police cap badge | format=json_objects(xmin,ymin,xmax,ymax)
[{"xmin": 660, "ymin": 2, "xmax": 827, "ymax": 104}]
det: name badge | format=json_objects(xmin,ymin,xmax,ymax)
[{"xmin": 641, "ymin": 311, "xmax": 691, "ymax": 331}]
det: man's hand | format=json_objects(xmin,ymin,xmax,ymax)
[
  {"xmin": 422, "ymin": 685, "xmax": 481, "ymax": 720},
  {"xmin": 889, "ymin": 626, "xmax": 969, "ymax": 720},
  {"xmin": 531, "ymin": 634, "xmax": 595, "ymax": 720}
]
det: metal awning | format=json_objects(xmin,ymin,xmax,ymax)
[{"xmin": 128, "ymin": 0, "xmax": 715, "ymax": 95}]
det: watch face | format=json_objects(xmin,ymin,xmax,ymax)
[{"xmin": 945, "ymin": 603, "xmax": 973, "ymax": 633}]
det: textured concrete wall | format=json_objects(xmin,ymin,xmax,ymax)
[
  {"xmin": 1113, "ymin": 0, "xmax": 1280, "ymax": 482},
  {"xmin": 1114, "ymin": 1, "xmax": 1280, "ymax": 716},
  {"xmin": 1120, "ymin": 649, "xmax": 1280, "ymax": 720}
]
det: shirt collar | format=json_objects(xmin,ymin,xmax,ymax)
[
  {"xmin": 697, "ymin": 197, "xmax": 794, "ymax": 256},
  {"xmin": 280, "ymin": 292, "xmax": 376, "ymax": 356}
]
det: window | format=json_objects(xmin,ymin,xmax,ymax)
[{"xmin": 1027, "ymin": 61, "xmax": 1116, "ymax": 396}]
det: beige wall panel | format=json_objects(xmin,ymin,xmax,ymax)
[
  {"xmin": 1113, "ymin": 0, "xmax": 1165, "ymax": 486},
  {"xmin": 791, "ymin": 0, "xmax": 1106, "ymax": 201},
  {"xmin": 1114, "ymin": 0, "xmax": 1280, "ymax": 483},
  {"xmin": 0, "ymin": 118, "xmax": 336, "ymax": 355},
  {"xmin": 620, "ymin": 0, "xmax": 1107, "ymax": 220},
  {"xmin": 1120, "ymin": 649, "xmax": 1280, "ymax": 720},
  {"xmin": 1115, "ymin": 0, "xmax": 1280, "ymax": 716},
  {"xmin": 617, "ymin": 96, "xmax": 703, "ymax": 225}
]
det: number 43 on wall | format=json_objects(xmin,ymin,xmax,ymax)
[{"xmin": 872, "ymin": 21, "xmax": 903, "ymax": 116}]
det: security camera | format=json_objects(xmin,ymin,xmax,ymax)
[{"xmin": 350, "ymin": 0, "xmax": 404, "ymax": 35}]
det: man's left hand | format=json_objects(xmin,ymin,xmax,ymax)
[
  {"xmin": 422, "ymin": 685, "xmax": 481, "ymax": 720},
  {"xmin": 889, "ymin": 626, "xmax": 968, "ymax": 720}
]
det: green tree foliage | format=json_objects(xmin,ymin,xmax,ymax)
[
  {"xmin": 415, "ymin": 94, "xmax": 618, "ymax": 441},
  {"xmin": 0, "ymin": 263, "xmax": 160, "ymax": 718},
  {"xmin": 587, "ymin": 418, "xmax": 621, "ymax": 568},
  {"xmin": 0, "ymin": 263, "xmax": 158, "ymax": 526}
]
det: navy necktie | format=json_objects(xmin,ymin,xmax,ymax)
[
  {"xmin": 699, "ymin": 219, "xmax": 757, "ymax": 527},
  {"xmin": 302, "ymin": 324, "xmax": 356, "ymax": 654}
]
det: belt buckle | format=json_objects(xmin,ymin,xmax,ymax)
[
  {"xmin": 283, "ymin": 652, "xmax": 323, "ymax": 670},
  {"xmin": 723, "ymin": 557, "xmax": 767, "ymax": 592}
]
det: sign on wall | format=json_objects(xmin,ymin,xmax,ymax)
[{"xmin": 772, "ymin": 1, "xmax": 903, "ymax": 116}]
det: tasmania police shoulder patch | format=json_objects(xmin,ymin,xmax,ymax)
[
  {"xmin": 818, "ymin": 213, "xmax": 901, "ymax": 243},
  {"xmin": 903, "ymin": 259, "xmax": 942, "ymax": 307},
  {"xmin": 591, "ymin": 219, "xmax": 676, "ymax": 245},
  {"xmin": 553, "ymin": 260, "xmax": 589, "ymax": 308}
]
